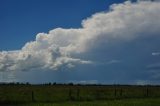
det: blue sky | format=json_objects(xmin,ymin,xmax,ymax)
[
  {"xmin": 0, "ymin": 0, "xmax": 160, "ymax": 84},
  {"xmin": 0, "ymin": 0, "xmax": 126, "ymax": 50}
]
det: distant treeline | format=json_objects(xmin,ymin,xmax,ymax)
[{"xmin": 0, "ymin": 82, "xmax": 160, "ymax": 87}]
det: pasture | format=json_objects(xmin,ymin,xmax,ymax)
[
  {"xmin": 19, "ymin": 98, "xmax": 160, "ymax": 106},
  {"xmin": 0, "ymin": 84, "xmax": 160, "ymax": 105}
]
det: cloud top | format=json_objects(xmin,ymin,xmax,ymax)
[{"xmin": 0, "ymin": 1, "xmax": 160, "ymax": 72}]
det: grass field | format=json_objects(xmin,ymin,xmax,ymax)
[
  {"xmin": 0, "ymin": 84, "xmax": 160, "ymax": 105},
  {"xmin": 4, "ymin": 98, "xmax": 160, "ymax": 106}
]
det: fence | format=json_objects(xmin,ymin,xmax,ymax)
[{"xmin": 0, "ymin": 85, "xmax": 160, "ymax": 103}]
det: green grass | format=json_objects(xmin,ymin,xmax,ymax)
[
  {"xmin": 13, "ymin": 98, "xmax": 160, "ymax": 106},
  {"xmin": 0, "ymin": 85, "xmax": 160, "ymax": 105}
]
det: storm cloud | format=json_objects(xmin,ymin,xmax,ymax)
[{"xmin": 0, "ymin": 0, "xmax": 160, "ymax": 83}]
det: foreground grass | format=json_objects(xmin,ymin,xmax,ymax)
[
  {"xmin": 1, "ymin": 85, "xmax": 160, "ymax": 103},
  {"xmin": 1, "ymin": 85, "xmax": 160, "ymax": 105},
  {"xmin": 10, "ymin": 98, "xmax": 160, "ymax": 106}
]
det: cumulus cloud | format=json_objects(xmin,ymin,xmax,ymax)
[{"xmin": 0, "ymin": 0, "xmax": 160, "ymax": 72}]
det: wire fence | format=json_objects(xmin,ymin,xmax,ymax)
[{"xmin": 0, "ymin": 85, "xmax": 160, "ymax": 103}]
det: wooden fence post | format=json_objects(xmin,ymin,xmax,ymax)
[
  {"xmin": 120, "ymin": 89, "xmax": 123, "ymax": 97},
  {"xmin": 32, "ymin": 91, "xmax": 35, "ymax": 102},
  {"xmin": 146, "ymin": 88, "xmax": 149, "ymax": 97},
  {"xmin": 69, "ymin": 89, "xmax": 72, "ymax": 100},
  {"xmin": 77, "ymin": 89, "xmax": 80, "ymax": 100},
  {"xmin": 114, "ymin": 88, "xmax": 117, "ymax": 98}
]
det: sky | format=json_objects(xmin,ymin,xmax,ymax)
[
  {"xmin": 0, "ymin": 0, "xmax": 126, "ymax": 50},
  {"xmin": 0, "ymin": 0, "xmax": 160, "ymax": 84}
]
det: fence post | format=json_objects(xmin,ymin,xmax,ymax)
[
  {"xmin": 32, "ymin": 91, "xmax": 35, "ymax": 102},
  {"xmin": 69, "ymin": 89, "xmax": 72, "ymax": 100},
  {"xmin": 120, "ymin": 89, "xmax": 123, "ymax": 97},
  {"xmin": 77, "ymin": 89, "xmax": 80, "ymax": 100},
  {"xmin": 146, "ymin": 88, "xmax": 149, "ymax": 97},
  {"xmin": 114, "ymin": 88, "xmax": 117, "ymax": 98}
]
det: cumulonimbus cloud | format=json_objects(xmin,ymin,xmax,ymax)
[{"xmin": 0, "ymin": 0, "xmax": 160, "ymax": 72}]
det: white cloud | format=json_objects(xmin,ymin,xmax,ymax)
[
  {"xmin": 78, "ymin": 80, "xmax": 98, "ymax": 84},
  {"xmin": 107, "ymin": 60, "xmax": 121, "ymax": 64},
  {"xmin": 152, "ymin": 52, "xmax": 160, "ymax": 56},
  {"xmin": 0, "ymin": 1, "xmax": 160, "ymax": 72},
  {"xmin": 137, "ymin": 0, "xmax": 152, "ymax": 1},
  {"xmin": 135, "ymin": 80, "xmax": 150, "ymax": 85}
]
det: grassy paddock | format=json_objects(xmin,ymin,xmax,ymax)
[
  {"xmin": 11, "ymin": 98, "xmax": 160, "ymax": 106},
  {"xmin": 0, "ymin": 84, "xmax": 160, "ymax": 105}
]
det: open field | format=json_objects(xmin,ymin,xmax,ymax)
[
  {"xmin": 0, "ymin": 84, "xmax": 160, "ymax": 105},
  {"xmin": 16, "ymin": 98, "xmax": 160, "ymax": 106},
  {"xmin": 2, "ymin": 98, "xmax": 160, "ymax": 106}
]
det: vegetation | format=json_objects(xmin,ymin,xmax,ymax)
[
  {"xmin": 19, "ymin": 98, "xmax": 160, "ymax": 106},
  {"xmin": 0, "ymin": 83, "xmax": 160, "ymax": 105}
]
